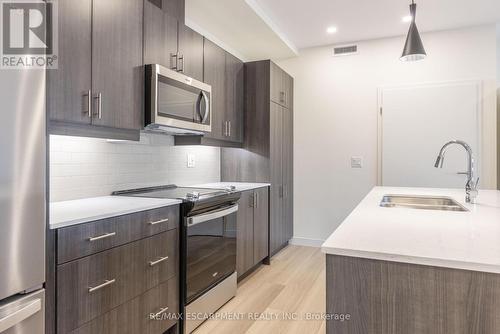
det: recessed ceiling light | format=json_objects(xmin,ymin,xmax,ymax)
[
  {"xmin": 326, "ymin": 26, "xmax": 337, "ymax": 34},
  {"xmin": 402, "ymin": 15, "xmax": 413, "ymax": 23}
]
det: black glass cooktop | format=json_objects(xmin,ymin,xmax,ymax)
[{"xmin": 112, "ymin": 185, "xmax": 232, "ymax": 201}]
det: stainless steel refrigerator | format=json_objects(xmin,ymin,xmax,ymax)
[{"xmin": 0, "ymin": 68, "xmax": 46, "ymax": 332}]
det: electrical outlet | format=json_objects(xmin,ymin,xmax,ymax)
[
  {"xmin": 187, "ymin": 154, "xmax": 196, "ymax": 168},
  {"xmin": 351, "ymin": 156, "xmax": 363, "ymax": 168}
]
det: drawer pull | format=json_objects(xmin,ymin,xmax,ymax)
[
  {"xmin": 88, "ymin": 232, "xmax": 116, "ymax": 242},
  {"xmin": 149, "ymin": 256, "xmax": 169, "ymax": 267},
  {"xmin": 153, "ymin": 306, "xmax": 169, "ymax": 319},
  {"xmin": 148, "ymin": 218, "xmax": 169, "ymax": 226},
  {"xmin": 88, "ymin": 279, "xmax": 116, "ymax": 293}
]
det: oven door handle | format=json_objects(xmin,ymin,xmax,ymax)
[{"xmin": 187, "ymin": 204, "xmax": 238, "ymax": 227}]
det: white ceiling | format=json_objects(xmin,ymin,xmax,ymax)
[
  {"xmin": 186, "ymin": 0, "xmax": 298, "ymax": 61},
  {"xmin": 186, "ymin": 0, "xmax": 500, "ymax": 60},
  {"xmin": 252, "ymin": 0, "xmax": 500, "ymax": 50}
]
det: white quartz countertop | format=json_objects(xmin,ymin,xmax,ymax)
[
  {"xmin": 322, "ymin": 186, "xmax": 500, "ymax": 274},
  {"xmin": 188, "ymin": 182, "xmax": 271, "ymax": 192},
  {"xmin": 50, "ymin": 196, "xmax": 182, "ymax": 229}
]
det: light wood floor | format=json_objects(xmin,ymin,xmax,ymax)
[{"xmin": 194, "ymin": 245, "xmax": 326, "ymax": 334}]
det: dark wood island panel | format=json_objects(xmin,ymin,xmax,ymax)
[{"xmin": 326, "ymin": 254, "xmax": 500, "ymax": 334}]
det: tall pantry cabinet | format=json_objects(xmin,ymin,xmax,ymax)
[{"xmin": 222, "ymin": 60, "xmax": 293, "ymax": 256}]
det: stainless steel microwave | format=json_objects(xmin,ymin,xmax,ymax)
[{"xmin": 145, "ymin": 64, "xmax": 211, "ymax": 134}]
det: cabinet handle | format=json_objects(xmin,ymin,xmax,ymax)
[
  {"xmin": 88, "ymin": 279, "xmax": 115, "ymax": 293},
  {"xmin": 88, "ymin": 232, "xmax": 116, "ymax": 242},
  {"xmin": 93, "ymin": 92, "xmax": 102, "ymax": 119},
  {"xmin": 252, "ymin": 192, "xmax": 258, "ymax": 208},
  {"xmin": 171, "ymin": 53, "xmax": 178, "ymax": 70},
  {"xmin": 228, "ymin": 121, "xmax": 231, "ymax": 137},
  {"xmin": 152, "ymin": 306, "xmax": 169, "ymax": 319},
  {"xmin": 83, "ymin": 90, "xmax": 92, "ymax": 118},
  {"xmin": 178, "ymin": 54, "xmax": 184, "ymax": 73},
  {"xmin": 279, "ymin": 91, "xmax": 285, "ymax": 103},
  {"xmin": 149, "ymin": 256, "xmax": 169, "ymax": 267},
  {"xmin": 255, "ymin": 192, "xmax": 258, "ymax": 208},
  {"xmin": 279, "ymin": 185, "xmax": 284, "ymax": 198},
  {"xmin": 223, "ymin": 121, "xmax": 228, "ymax": 137},
  {"xmin": 148, "ymin": 218, "xmax": 169, "ymax": 226}
]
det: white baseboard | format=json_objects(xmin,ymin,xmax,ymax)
[{"xmin": 289, "ymin": 237, "xmax": 325, "ymax": 248}]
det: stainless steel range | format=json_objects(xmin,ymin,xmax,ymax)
[{"xmin": 113, "ymin": 185, "xmax": 240, "ymax": 333}]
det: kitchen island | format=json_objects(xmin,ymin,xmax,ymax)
[{"xmin": 322, "ymin": 187, "xmax": 500, "ymax": 334}]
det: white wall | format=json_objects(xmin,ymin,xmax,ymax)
[
  {"xmin": 277, "ymin": 25, "xmax": 498, "ymax": 243},
  {"xmin": 497, "ymin": 24, "xmax": 500, "ymax": 189},
  {"xmin": 50, "ymin": 133, "xmax": 221, "ymax": 201}
]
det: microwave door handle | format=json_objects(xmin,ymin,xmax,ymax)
[
  {"xmin": 186, "ymin": 204, "xmax": 238, "ymax": 227},
  {"xmin": 200, "ymin": 91, "xmax": 209, "ymax": 123},
  {"xmin": 195, "ymin": 92, "xmax": 203, "ymax": 122}
]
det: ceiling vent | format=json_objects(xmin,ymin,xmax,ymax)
[{"xmin": 333, "ymin": 45, "xmax": 358, "ymax": 57}]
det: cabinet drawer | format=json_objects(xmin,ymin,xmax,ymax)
[
  {"xmin": 57, "ymin": 205, "xmax": 179, "ymax": 263},
  {"xmin": 57, "ymin": 230, "xmax": 178, "ymax": 333},
  {"xmin": 70, "ymin": 276, "xmax": 179, "ymax": 334}
]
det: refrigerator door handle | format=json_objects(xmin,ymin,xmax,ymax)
[{"xmin": 0, "ymin": 298, "xmax": 41, "ymax": 333}]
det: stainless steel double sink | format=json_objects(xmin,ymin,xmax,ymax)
[{"xmin": 380, "ymin": 194, "xmax": 468, "ymax": 212}]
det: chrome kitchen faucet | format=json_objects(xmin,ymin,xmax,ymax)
[{"xmin": 434, "ymin": 140, "xmax": 479, "ymax": 204}]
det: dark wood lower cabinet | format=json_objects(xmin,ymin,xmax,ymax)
[
  {"xmin": 326, "ymin": 255, "xmax": 500, "ymax": 334},
  {"xmin": 70, "ymin": 277, "xmax": 178, "ymax": 334},
  {"xmin": 55, "ymin": 206, "xmax": 180, "ymax": 334},
  {"xmin": 236, "ymin": 187, "xmax": 270, "ymax": 279},
  {"xmin": 236, "ymin": 191, "xmax": 254, "ymax": 277},
  {"xmin": 57, "ymin": 205, "xmax": 179, "ymax": 264},
  {"xmin": 253, "ymin": 187, "xmax": 269, "ymax": 264},
  {"xmin": 57, "ymin": 230, "xmax": 177, "ymax": 333}
]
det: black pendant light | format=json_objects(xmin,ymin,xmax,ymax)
[{"xmin": 400, "ymin": 0, "xmax": 426, "ymax": 62}]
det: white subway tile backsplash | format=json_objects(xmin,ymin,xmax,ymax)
[{"xmin": 49, "ymin": 133, "xmax": 221, "ymax": 202}]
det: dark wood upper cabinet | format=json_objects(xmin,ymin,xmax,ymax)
[
  {"xmin": 47, "ymin": 0, "xmax": 143, "ymax": 140},
  {"xmin": 270, "ymin": 62, "xmax": 282, "ymax": 106},
  {"xmin": 203, "ymin": 39, "xmax": 226, "ymax": 141},
  {"xmin": 175, "ymin": 44, "xmax": 245, "ymax": 147},
  {"xmin": 225, "ymin": 52, "xmax": 244, "ymax": 143},
  {"xmin": 270, "ymin": 62, "xmax": 292, "ymax": 109},
  {"xmin": 143, "ymin": 0, "xmax": 178, "ymax": 68},
  {"xmin": 144, "ymin": 0, "xmax": 202, "ymax": 80},
  {"xmin": 47, "ymin": 0, "xmax": 92, "ymax": 125},
  {"xmin": 177, "ymin": 24, "xmax": 204, "ymax": 81},
  {"xmin": 91, "ymin": 0, "xmax": 143, "ymax": 131},
  {"xmin": 162, "ymin": 0, "xmax": 185, "ymax": 23}
]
